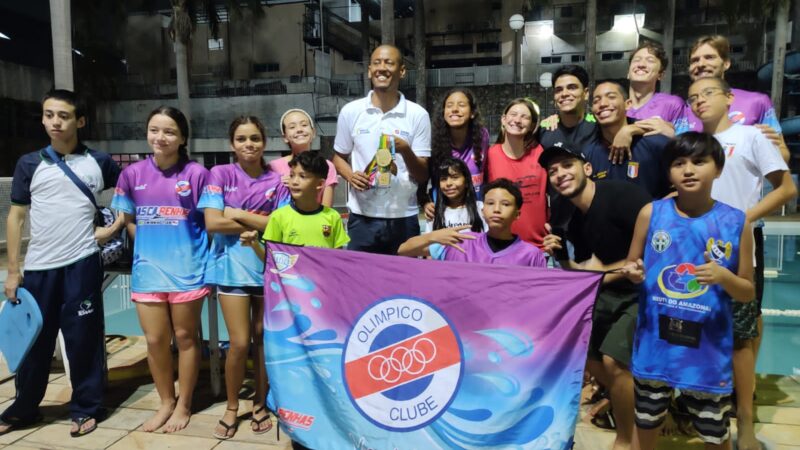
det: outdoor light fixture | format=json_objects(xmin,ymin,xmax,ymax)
[
  {"xmin": 612, "ymin": 14, "xmax": 645, "ymax": 31},
  {"xmin": 73, "ymin": 49, "xmax": 84, "ymax": 57},
  {"xmin": 509, "ymin": 14, "xmax": 525, "ymax": 97},
  {"xmin": 529, "ymin": 20, "xmax": 554, "ymax": 37},
  {"xmin": 0, "ymin": 32, "xmax": 10, "ymax": 40},
  {"xmin": 509, "ymin": 14, "xmax": 525, "ymax": 32}
]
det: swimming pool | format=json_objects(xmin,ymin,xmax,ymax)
[{"xmin": 2, "ymin": 229, "xmax": 799, "ymax": 376}]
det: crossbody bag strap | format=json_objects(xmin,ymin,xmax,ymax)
[{"xmin": 44, "ymin": 146, "xmax": 98, "ymax": 209}]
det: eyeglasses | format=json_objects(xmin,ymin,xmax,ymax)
[{"xmin": 686, "ymin": 87, "xmax": 726, "ymax": 106}]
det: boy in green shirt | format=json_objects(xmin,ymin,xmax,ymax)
[{"xmin": 242, "ymin": 151, "xmax": 349, "ymax": 255}]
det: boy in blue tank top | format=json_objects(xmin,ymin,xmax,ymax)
[{"xmin": 622, "ymin": 132, "xmax": 755, "ymax": 450}]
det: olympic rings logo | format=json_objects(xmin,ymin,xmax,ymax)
[{"xmin": 366, "ymin": 338, "xmax": 437, "ymax": 383}]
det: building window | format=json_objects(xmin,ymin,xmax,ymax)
[
  {"xmin": 541, "ymin": 56, "xmax": 562, "ymax": 64},
  {"xmin": 111, "ymin": 154, "xmax": 148, "ymax": 169},
  {"xmin": 254, "ymin": 63, "xmax": 280, "ymax": 73},
  {"xmin": 601, "ymin": 52, "xmax": 623, "ymax": 61},
  {"xmin": 571, "ymin": 54, "xmax": 585, "ymax": 62},
  {"xmin": 560, "ymin": 6, "xmax": 573, "ymax": 18},
  {"xmin": 202, "ymin": 152, "xmax": 232, "ymax": 169},
  {"xmin": 208, "ymin": 38, "xmax": 224, "ymax": 51}
]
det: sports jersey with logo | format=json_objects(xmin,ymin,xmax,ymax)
[
  {"xmin": 197, "ymin": 164, "xmax": 290, "ymax": 286},
  {"xmin": 450, "ymin": 127, "xmax": 489, "ymax": 196},
  {"xmin": 429, "ymin": 232, "xmax": 547, "ymax": 267},
  {"xmin": 263, "ymin": 204, "xmax": 349, "ymax": 249},
  {"xmin": 111, "ymin": 157, "xmax": 209, "ymax": 292},
  {"xmin": 633, "ymin": 198, "xmax": 744, "ymax": 394},
  {"xmin": 627, "ymin": 92, "xmax": 688, "ymax": 132},
  {"xmin": 11, "ymin": 145, "xmax": 120, "ymax": 270},
  {"xmin": 585, "ymin": 134, "xmax": 672, "ymax": 199},
  {"xmin": 682, "ymin": 88, "xmax": 782, "ymax": 134},
  {"xmin": 711, "ymin": 124, "xmax": 788, "ymax": 213}
]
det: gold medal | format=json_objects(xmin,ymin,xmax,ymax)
[{"xmin": 376, "ymin": 147, "xmax": 392, "ymax": 167}]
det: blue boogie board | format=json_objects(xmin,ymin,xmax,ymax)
[{"xmin": 0, "ymin": 288, "xmax": 43, "ymax": 373}]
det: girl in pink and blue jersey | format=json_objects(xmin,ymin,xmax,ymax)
[
  {"xmin": 197, "ymin": 116, "xmax": 288, "ymax": 440},
  {"xmin": 269, "ymin": 109, "xmax": 338, "ymax": 206},
  {"xmin": 111, "ymin": 106, "xmax": 209, "ymax": 434}
]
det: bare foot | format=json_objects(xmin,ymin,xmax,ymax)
[
  {"xmin": 737, "ymin": 421, "xmax": 762, "ymax": 450},
  {"xmin": 162, "ymin": 404, "xmax": 191, "ymax": 433},
  {"xmin": 142, "ymin": 402, "xmax": 175, "ymax": 432}
]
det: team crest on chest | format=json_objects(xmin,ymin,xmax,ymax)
[
  {"xmin": 175, "ymin": 180, "xmax": 192, "ymax": 197},
  {"xmin": 651, "ymin": 230, "xmax": 671, "ymax": 253},
  {"xmin": 322, "ymin": 225, "xmax": 331, "ymax": 237},
  {"xmin": 627, "ymin": 161, "xmax": 639, "ymax": 179},
  {"xmin": 706, "ymin": 238, "xmax": 732, "ymax": 262}
]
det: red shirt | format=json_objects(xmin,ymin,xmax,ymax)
[{"xmin": 485, "ymin": 143, "xmax": 548, "ymax": 248}]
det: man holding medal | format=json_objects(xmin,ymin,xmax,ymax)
[{"xmin": 333, "ymin": 45, "xmax": 431, "ymax": 255}]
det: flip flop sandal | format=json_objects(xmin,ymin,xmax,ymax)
[
  {"xmin": 70, "ymin": 417, "xmax": 97, "ymax": 438},
  {"xmin": 213, "ymin": 407, "xmax": 239, "ymax": 440},
  {"xmin": 251, "ymin": 406, "xmax": 273, "ymax": 435},
  {"xmin": 0, "ymin": 419, "xmax": 14, "ymax": 436},
  {"xmin": 590, "ymin": 409, "xmax": 616, "ymax": 430},
  {"xmin": 0, "ymin": 412, "xmax": 43, "ymax": 435}
]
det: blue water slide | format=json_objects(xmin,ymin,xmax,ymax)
[{"xmin": 757, "ymin": 51, "xmax": 800, "ymax": 92}]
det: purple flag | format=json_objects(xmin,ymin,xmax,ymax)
[{"xmin": 264, "ymin": 242, "xmax": 602, "ymax": 450}]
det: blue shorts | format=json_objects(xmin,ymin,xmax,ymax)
[{"xmin": 217, "ymin": 285, "xmax": 263, "ymax": 297}]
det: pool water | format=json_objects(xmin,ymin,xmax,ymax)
[
  {"xmin": 103, "ymin": 275, "xmax": 230, "ymax": 342},
  {"xmin": 2, "ymin": 231, "xmax": 799, "ymax": 376}
]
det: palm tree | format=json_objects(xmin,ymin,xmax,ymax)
[
  {"xmin": 168, "ymin": 0, "xmax": 264, "ymax": 138},
  {"xmin": 585, "ymin": 0, "xmax": 597, "ymax": 84},
  {"xmin": 50, "ymin": 0, "xmax": 74, "ymax": 90},
  {"xmin": 661, "ymin": 0, "xmax": 676, "ymax": 94},
  {"xmin": 381, "ymin": 0, "xmax": 394, "ymax": 44},
  {"xmin": 414, "ymin": 0, "xmax": 426, "ymax": 107},
  {"xmin": 721, "ymin": 0, "xmax": 791, "ymax": 116},
  {"xmin": 169, "ymin": 0, "xmax": 193, "ymax": 127}
]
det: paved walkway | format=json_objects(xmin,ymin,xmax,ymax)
[{"xmin": 0, "ymin": 335, "xmax": 798, "ymax": 449}]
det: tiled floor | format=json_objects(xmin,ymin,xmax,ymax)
[{"xmin": 0, "ymin": 336, "xmax": 798, "ymax": 449}]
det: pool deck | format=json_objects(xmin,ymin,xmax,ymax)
[{"xmin": 0, "ymin": 336, "xmax": 798, "ymax": 450}]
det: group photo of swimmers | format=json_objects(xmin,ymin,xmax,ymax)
[{"xmin": 2, "ymin": 32, "xmax": 796, "ymax": 450}]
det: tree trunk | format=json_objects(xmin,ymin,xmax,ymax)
[
  {"xmin": 585, "ymin": 0, "xmax": 597, "ymax": 83},
  {"xmin": 771, "ymin": 0, "xmax": 789, "ymax": 118},
  {"xmin": 414, "ymin": 0, "xmax": 426, "ymax": 107},
  {"xmin": 792, "ymin": 0, "xmax": 800, "ymax": 59},
  {"xmin": 661, "ymin": 0, "xmax": 676, "ymax": 93},
  {"xmin": 175, "ymin": 39, "xmax": 192, "ymax": 127},
  {"xmin": 381, "ymin": 0, "xmax": 394, "ymax": 45},
  {"xmin": 361, "ymin": 0, "xmax": 370, "ymax": 94},
  {"xmin": 49, "ymin": 0, "xmax": 74, "ymax": 90}
]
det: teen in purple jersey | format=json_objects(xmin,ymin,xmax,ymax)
[
  {"xmin": 626, "ymin": 41, "xmax": 686, "ymax": 137},
  {"xmin": 424, "ymin": 88, "xmax": 489, "ymax": 219},
  {"xmin": 200, "ymin": 116, "xmax": 287, "ymax": 439},
  {"xmin": 112, "ymin": 107, "xmax": 209, "ymax": 434},
  {"xmin": 399, "ymin": 178, "xmax": 547, "ymax": 267},
  {"xmin": 685, "ymin": 35, "xmax": 790, "ymax": 162}
]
